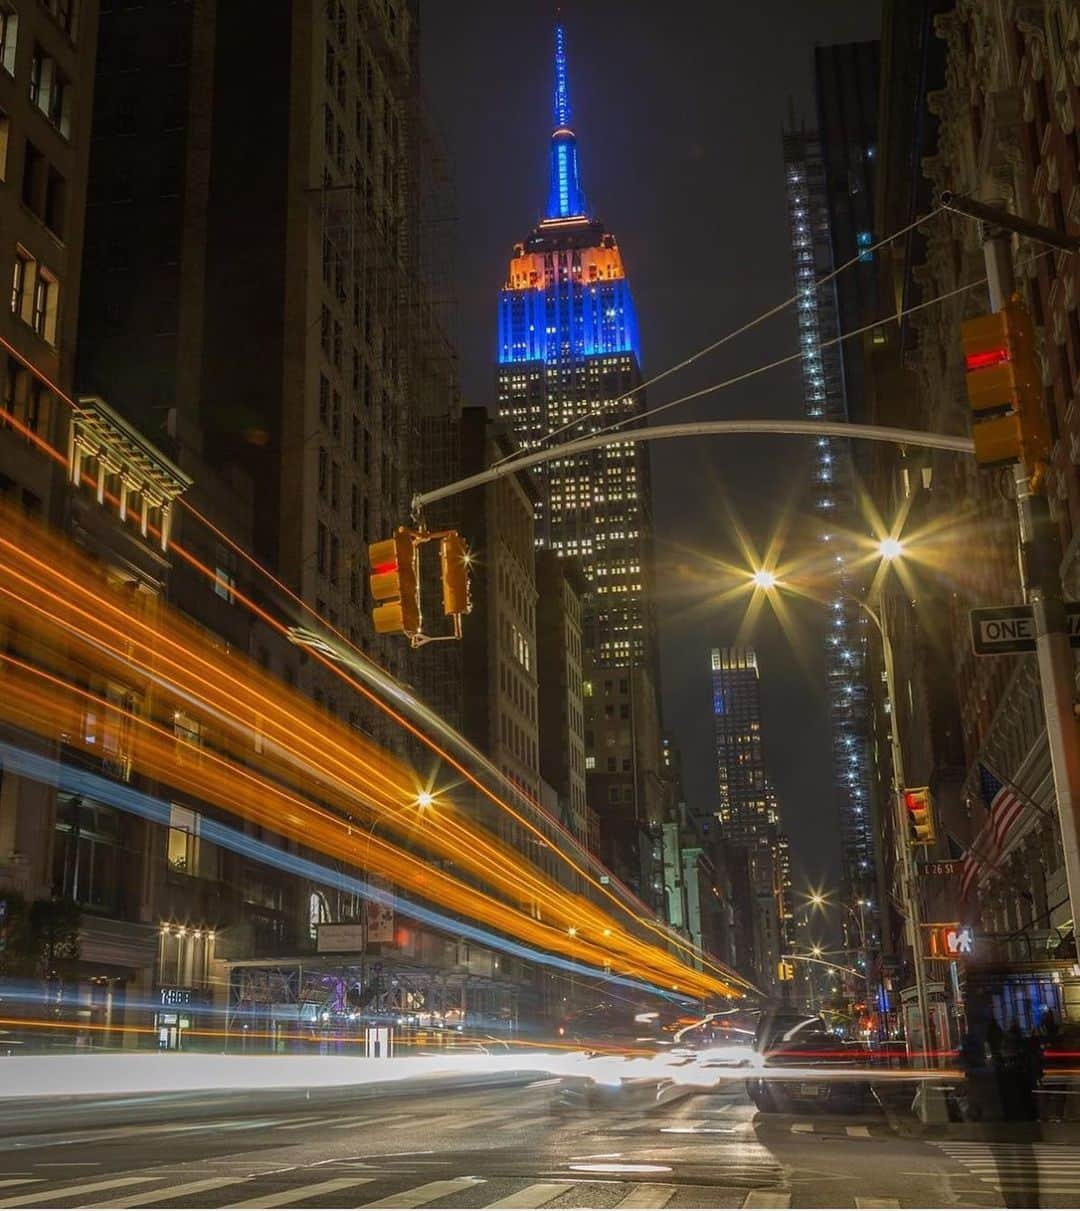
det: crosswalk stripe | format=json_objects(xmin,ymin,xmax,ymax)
[
  {"xmin": 791, "ymin": 1122, "xmax": 813, "ymax": 1134},
  {"xmin": 855, "ymin": 1200, "xmax": 901, "ymax": 1208},
  {"xmin": 486, "ymin": 1183, "xmax": 574, "ymax": 1208},
  {"xmin": 229, "ymin": 1177, "xmax": 374, "ymax": 1207},
  {"xmin": 358, "ymin": 1177, "xmax": 485, "ymax": 1208},
  {"xmin": 329, "ymin": 1114, "xmax": 410, "ymax": 1131},
  {"xmin": 615, "ymin": 1185, "xmax": 677, "ymax": 1208},
  {"xmin": 86, "ymin": 1176, "xmax": 251, "ymax": 1207},
  {"xmin": 503, "ymin": 1114, "xmax": 548, "ymax": 1131},
  {"xmin": 442, "ymin": 1112, "xmax": 513, "ymax": 1132},
  {"xmin": 0, "ymin": 1176, "xmax": 159, "ymax": 1207},
  {"xmin": 741, "ymin": 1192, "xmax": 791, "ymax": 1209},
  {"xmin": 845, "ymin": 1125, "xmax": 872, "ymax": 1138},
  {"xmin": 965, "ymin": 1163, "xmax": 1080, "ymax": 1170}
]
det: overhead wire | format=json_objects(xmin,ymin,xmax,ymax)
[{"xmin": 490, "ymin": 206, "xmax": 945, "ymax": 467}]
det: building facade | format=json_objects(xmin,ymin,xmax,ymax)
[
  {"xmin": 535, "ymin": 550, "xmax": 590, "ymax": 844},
  {"xmin": 710, "ymin": 646, "xmax": 785, "ymax": 989},
  {"xmin": 860, "ymin": 0, "xmax": 1080, "ymax": 1039}
]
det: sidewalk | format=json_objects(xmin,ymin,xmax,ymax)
[{"xmin": 877, "ymin": 1078, "xmax": 1080, "ymax": 1143}]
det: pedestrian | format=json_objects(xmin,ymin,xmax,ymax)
[
  {"xmin": 957, "ymin": 1026, "xmax": 986, "ymax": 1122},
  {"xmin": 986, "ymin": 1016, "xmax": 1003, "ymax": 1061}
]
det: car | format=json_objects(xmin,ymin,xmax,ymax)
[
  {"xmin": 671, "ymin": 1007, "xmax": 762, "ymax": 1068},
  {"xmin": 745, "ymin": 1008, "xmax": 871, "ymax": 1114}
]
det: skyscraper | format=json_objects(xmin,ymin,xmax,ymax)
[
  {"xmin": 782, "ymin": 42, "xmax": 881, "ymax": 956},
  {"xmin": 495, "ymin": 24, "xmax": 664, "ymax": 907},
  {"xmin": 710, "ymin": 646, "xmax": 784, "ymax": 989},
  {"xmin": 495, "ymin": 23, "xmax": 656, "ymax": 673}
]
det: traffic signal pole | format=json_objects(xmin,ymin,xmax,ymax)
[
  {"xmin": 876, "ymin": 599, "xmax": 933, "ymax": 1069},
  {"xmin": 979, "ymin": 215, "xmax": 1080, "ymax": 952}
]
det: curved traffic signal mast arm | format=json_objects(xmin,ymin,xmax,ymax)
[{"xmin": 411, "ymin": 419, "xmax": 975, "ymax": 518}]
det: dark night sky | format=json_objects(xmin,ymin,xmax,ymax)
[{"xmin": 421, "ymin": 2, "xmax": 881, "ymax": 891}]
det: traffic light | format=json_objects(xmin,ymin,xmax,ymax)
[
  {"xmin": 368, "ymin": 528, "xmax": 420, "ymax": 638},
  {"xmin": 903, "ymin": 786, "xmax": 935, "ymax": 847},
  {"xmin": 439, "ymin": 531, "xmax": 472, "ymax": 617},
  {"xmin": 960, "ymin": 299, "xmax": 1050, "ymax": 478}
]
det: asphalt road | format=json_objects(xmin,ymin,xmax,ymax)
[{"xmin": 0, "ymin": 1076, "xmax": 1074, "ymax": 1209}]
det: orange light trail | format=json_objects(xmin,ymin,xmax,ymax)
[
  {"xmin": 0, "ymin": 340, "xmax": 749, "ymax": 994},
  {"xmin": 0, "ymin": 536, "xmax": 706, "ymax": 987}
]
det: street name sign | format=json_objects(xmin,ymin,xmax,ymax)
[
  {"xmin": 969, "ymin": 602, "xmax": 1080, "ymax": 656},
  {"xmin": 921, "ymin": 860, "xmax": 959, "ymax": 877}
]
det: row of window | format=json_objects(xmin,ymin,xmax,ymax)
[
  {"xmin": 10, "ymin": 247, "xmax": 59, "ymax": 344},
  {"xmin": 499, "ymin": 710, "xmax": 537, "ymax": 772}
]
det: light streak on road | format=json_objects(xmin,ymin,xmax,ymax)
[{"xmin": 0, "ymin": 1048, "xmax": 967, "ymax": 1105}]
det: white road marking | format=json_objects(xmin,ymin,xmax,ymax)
[
  {"xmin": 502, "ymin": 1114, "xmax": 548, "ymax": 1131},
  {"xmin": 358, "ymin": 1176, "xmax": 485, "ymax": 1207},
  {"xmin": 855, "ymin": 1200, "xmax": 901, "ymax": 1208},
  {"xmin": 741, "ymin": 1192, "xmax": 791, "ymax": 1209},
  {"xmin": 329, "ymin": 1115, "xmax": 410, "ymax": 1130},
  {"xmin": 0, "ymin": 1176, "xmax": 159, "ymax": 1207},
  {"xmin": 87, "ymin": 1176, "xmax": 251, "ymax": 1207},
  {"xmin": 791, "ymin": 1122, "xmax": 814, "ymax": 1134},
  {"xmin": 845, "ymin": 1125, "xmax": 872, "ymax": 1138},
  {"xmin": 485, "ymin": 1182, "xmax": 575, "ymax": 1208},
  {"xmin": 228, "ymin": 1176, "xmax": 374, "ymax": 1207},
  {"xmin": 614, "ymin": 1184, "xmax": 677, "ymax": 1208}
]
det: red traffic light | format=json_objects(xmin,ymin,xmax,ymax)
[
  {"xmin": 904, "ymin": 790, "xmax": 922, "ymax": 811},
  {"xmin": 964, "ymin": 347, "xmax": 1009, "ymax": 373}
]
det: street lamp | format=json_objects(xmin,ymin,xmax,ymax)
[
  {"xmin": 751, "ymin": 569, "xmax": 778, "ymax": 591},
  {"xmin": 754, "ymin": 543, "xmax": 933, "ymax": 1063}
]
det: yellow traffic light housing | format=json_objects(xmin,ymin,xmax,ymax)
[
  {"xmin": 368, "ymin": 528, "xmax": 420, "ymax": 639},
  {"xmin": 903, "ymin": 786, "xmax": 935, "ymax": 848},
  {"xmin": 961, "ymin": 299, "xmax": 1050, "ymax": 482},
  {"xmin": 439, "ymin": 531, "xmax": 472, "ymax": 618}
]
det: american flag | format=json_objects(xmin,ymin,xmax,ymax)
[
  {"xmin": 979, "ymin": 762, "xmax": 1026, "ymax": 853},
  {"xmin": 959, "ymin": 851, "xmax": 982, "ymax": 901}
]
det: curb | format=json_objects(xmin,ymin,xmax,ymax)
[{"xmin": 882, "ymin": 1107, "xmax": 1080, "ymax": 1144}]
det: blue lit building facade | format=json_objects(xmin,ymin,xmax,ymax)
[
  {"xmin": 783, "ymin": 124, "xmax": 880, "ymax": 956},
  {"xmin": 496, "ymin": 25, "xmax": 663, "ymax": 909}
]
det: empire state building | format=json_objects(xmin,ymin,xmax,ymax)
[
  {"xmin": 495, "ymin": 23, "xmax": 664, "ymax": 906},
  {"xmin": 495, "ymin": 24, "xmax": 657, "ymax": 674}
]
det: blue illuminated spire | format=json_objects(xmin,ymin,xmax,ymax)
[{"xmin": 545, "ymin": 23, "xmax": 587, "ymax": 220}]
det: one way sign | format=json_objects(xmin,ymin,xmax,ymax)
[{"xmin": 970, "ymin": 603, "xmax": 1080, "ymax": 655}]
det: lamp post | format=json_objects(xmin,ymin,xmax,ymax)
[
  {"xmin": 858, "ymin": 567, "xmax": 932, "ymax": 1064},
  {"xmin": 754, "ymin": 538, "xmax": 933, "ymax": 1062}
]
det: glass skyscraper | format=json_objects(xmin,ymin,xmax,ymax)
[{"xmin": 783, "ymin": 123, "xmax": 878, "ymax": 936}]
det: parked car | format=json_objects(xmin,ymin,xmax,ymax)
[{"xmin": 746, "ymin": 1008, "xmax": 871, "ymax": 1114}]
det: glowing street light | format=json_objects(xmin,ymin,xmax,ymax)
[
  {"xmin": 751, "ymin": 569, "xmax": 778, "ymax": 591},
  {"xmin": 415, "ymin": 790, "xmax": 434, "ymax": 809},
  {"xmin": 877, "ymin": 536, "xmax": 904, "ymax": 561}
]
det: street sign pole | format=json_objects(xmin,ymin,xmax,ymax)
[{"xmin": 982, "ymin": 218, "xmax": 1080, "ymax": 950}]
